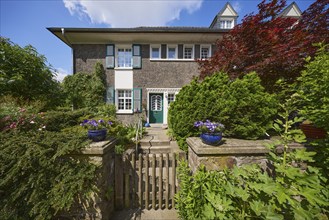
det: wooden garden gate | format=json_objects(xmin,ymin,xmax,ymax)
[{"xmin": 114, "ymin": 151, "xmax": 185, "ymax": 210}]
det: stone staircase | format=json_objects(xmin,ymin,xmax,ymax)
[{"xmin": 139, "ymin": 124, "xmax": 180, "ymax": 154}]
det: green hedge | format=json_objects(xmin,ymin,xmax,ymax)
[
  {"xmin": 168, "ymin": 72, "xmax": 278, "ymax": 151},
  {"xmin": 0, "ymin": 131, "xmax": 97, "ymax": 219}
]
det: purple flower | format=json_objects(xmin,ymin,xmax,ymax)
[{"xmin": 194, "ymin": 120, "xmax": 225, "ymax": 133}]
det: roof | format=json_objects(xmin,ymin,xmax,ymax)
[
  {"xmin": 47, "ymin": 27, "xmax": 229, "ymax": 47},
  {"xmin": 278, "ymin": 2, "xmax": 302, "ymax": 18}
]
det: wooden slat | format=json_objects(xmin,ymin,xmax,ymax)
[
  {"xmin": 115, "ymin": 154, "xmax": 124, "ymax": 209},
  {"xmin": 145, "ymin": 154, "xmax": 149, "ymax": 209},
  {"xmin": 171, "ymin": 153, "xmax": 176, "ymax": 208},
  {"xmin": 165, "ymin": 153, "xmax": 169, "ymax": 209},
  {"xmin": 132, "ymin": 153, "xmax": 136, "ymax": 208},
  {"xmin": 152, "ymin": 154, "xmax": 156, "ymax": 209},
  {"xmin": 138, "ymin": 154, "xmax": 142, "ymax": 207},
  {"xmin": 124, "ymin": 155, "xmax": 130, "ymax": 208},
  {"xmin": 159, "ymin": 154, "xmax": 163, "ymax": 209}
]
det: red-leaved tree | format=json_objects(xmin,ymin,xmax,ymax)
[{"xmin": 198, "ymin": 0, "xmax": 329, "ymax": 91}]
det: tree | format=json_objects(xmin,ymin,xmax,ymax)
[
  {"xmin": 198, "ymin": 0, "xmax": 329, "ymax": 92},
  {"xmin": 0, "ymin": 37, "xmax": 63, "ymax": 109},
  {"xmin": 62, "ymin": 62, "xmax": 106, "ymax": 109}
]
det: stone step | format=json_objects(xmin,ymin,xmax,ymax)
[{"xmin": 139, "ymin": 145, "xmax": 172, "ymax": 154}]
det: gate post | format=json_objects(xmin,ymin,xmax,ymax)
[{"xmin": 115, "ymin": 154, "xmax": 124, "ymax": 209}]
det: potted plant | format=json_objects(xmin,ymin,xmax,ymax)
[
  {"xmin": 80, "ymin": 119, "xmax": 113, "ymax": 142},
  {"xmin": 300, "ymin": 119, "xmax": 327, "ymax": 139},
  {"xmin": 194, "ymin": 120, "xmax": 225, "ymax": 146}
]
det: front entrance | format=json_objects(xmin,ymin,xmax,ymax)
[{"xmin": 149, "ymin": 93, "xmax": 163, "ymax": 123}]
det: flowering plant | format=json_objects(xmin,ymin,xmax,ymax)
[
  {"xmin": 194, "ymin": 120, "xmax": 225, "ymax": 133},
  {"xmin": 80, "ymin": 119, "xmax": 113, "ymax": 130}
]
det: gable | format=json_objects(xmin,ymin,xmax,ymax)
[
  {"xmin": 285, "ymin": 5, "xmax": 301, "ymax": 17},
  {"xmin": 220, "ymin": 3, "xmax": 238, "ymax": 17},
  {"xmin": 278, "ymin": 2, "xmax": 302, "ymax": 18}
]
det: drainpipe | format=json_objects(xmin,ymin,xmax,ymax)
[{"xmin": 61, "ymin": 28, "xmax": 75, "ymax": 74}]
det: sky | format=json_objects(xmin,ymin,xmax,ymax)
[{"xmin": 0, "ymin": 0, "xmax": 315, "ymax": 82}]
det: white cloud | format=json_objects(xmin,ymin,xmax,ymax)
[
  {"xmin": 63, "ymin": 0, "xmax": 203, "ymax": 27},
  {"xmin": 54, "ymin": 68, "xmax": 70, "ymax": 82}
]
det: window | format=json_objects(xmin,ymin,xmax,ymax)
[
  {"xmin": 201, "ymin": 45, "xmax": 211, "ymax": 59},
  {"xmin": 220, "ymin": 20, "xmax": 233, "ymax": 29},
  {"xmin": 167, "ymin": 45, "xmax": 177, "ymax": 59},
  {"xmin": 117, "ymin": 90, "xmax": 132, "ymax": 111},
  {"xmin": 184, "ymin": 45, "xmax": 194, "ymax": 59},
  {"xmin": 168, "ymin": 93, "xmax": 176, "ymax": 106},
  {"xmin": 150, "ymin": 45, "xmax": 161, "ymax": 59},
  {"xmin": 117, "ymin": 47, "xmax": 132, "ymax": 68}
]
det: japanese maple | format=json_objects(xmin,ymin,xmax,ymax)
[{"xmin": 199, "ymin": 0, "xmax": 329, "ymax": 92}]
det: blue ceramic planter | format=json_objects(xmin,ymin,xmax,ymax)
[
  {"xmin": 88, "ymin": 129, "xmax": 107, "ymax": 142},
  {"xmin": 200, "ymin": 132, "xmax": 222, "ymax": 146}
]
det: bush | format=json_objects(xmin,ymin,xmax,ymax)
[
  {"xmin": 62, "ymin": 63, "xmax": 106, "ymax": 109},
  {"xmin": 175, "ymin": 102, "xmax": 329, "ymax": 219},
  {"xmin": 0, "ymin": 130, "xmax": 97, "ymax": 219},
  {"xmin": 297, "ymin": 44, "xmax": 329, "ymax": 131},
  {"xmin": 168, "ymin": 72, "xmax": 278, "ymax": 151}
]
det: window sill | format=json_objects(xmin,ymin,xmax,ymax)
[
  {"xmin": 116, "ymin": 110, "xmax": 133, "ymax": 114},
  {"xmin": 114, "ymin": 67, "xmax": 133, "ymax": 70},
  {"xmin": 150, "ymin": 59, "xmax": 196, "ymax": 62}
]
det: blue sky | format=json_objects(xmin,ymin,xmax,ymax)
[{"xmin": 1, "ymin": 0, "xmax": 314, "ymax": 81}]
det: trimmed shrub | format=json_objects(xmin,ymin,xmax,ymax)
[{"xmin": 168, "ymin": 72, "xmax": 278, "ymax": 151}]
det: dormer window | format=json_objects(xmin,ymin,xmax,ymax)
[{"xmin": 220, "ymin": 20, "xmax": 233, "ymax": 29}]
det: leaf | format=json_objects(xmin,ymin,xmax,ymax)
[{"xmin": 250, "ymin": 200, "xmax": 264, "ymax": 216}]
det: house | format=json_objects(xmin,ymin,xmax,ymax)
[{"xmin": 48, "ymin": 2, "xmax": 300, "ymax": 125}]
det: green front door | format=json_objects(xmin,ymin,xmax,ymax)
[{"xmin": 149, "ymin": 93, "xmax": 163, "ymax": 123}]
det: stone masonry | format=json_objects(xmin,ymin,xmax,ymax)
[{"xmin": 187, "ymin": 137, "xmax": 305, "ymax": 173}]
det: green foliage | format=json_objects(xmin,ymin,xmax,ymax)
[
  {"xmin": 62, "ymin": 62, "xmax": 106, "ymax": 109},
  {"xmin": 0, "ymin": 130, "xmax": 98, "ymax": 220},
  {"xmin": 0, "ymin": 37, "xmax": 63, "ymax": 109},
  {"xmin": 297, "ymin": 44, "xmax": 329, "ymax": 131},
  {"xmin": 169, "ymin": 72, "xmax": 278, "ymax": 151},
  {"xmin": 175, "ymin": 99, "xmax": 329, "ymax": 219}
]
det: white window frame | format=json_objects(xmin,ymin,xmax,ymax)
[
  {"xmin": 116, "ymin": 89, "xmax": 133, "ymax": 114},
  {"xmin": 167, "ymin": 93, "xmax": 176, "ymax": 106},
  {"xmin": 116, "ymin": 45, "xmax": 133, "ymax": 69},
  {"xmin": 183, "ymin": 45, "xmax": 194, "ymax": 60},
  {"xmin": 200, "ymin": 45, "xmax": 211, "ymax": 60},
  {"xmin": 167, "ymin": 45, "xmax": 177, "ymax": 59},
  {"xmin": 150, "ymin": 45, "xmax": 161, "ymax": 59},
  {"xmin": 219, "ymin": 19, "xmax": 234, "ymax": 29}
]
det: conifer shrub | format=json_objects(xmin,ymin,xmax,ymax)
[
  {"xmin": 168, "ymin": 72, "xmax": 278, "ymax": 151},
  {"xmin": 0, "ymin": 130, "xmax": 97, "ymax": 219}
]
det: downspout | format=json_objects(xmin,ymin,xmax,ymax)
[{"xmin": 61, "ymin": 28, "xmax": 75, "ymax": 74}]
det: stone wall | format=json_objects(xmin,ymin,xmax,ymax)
[
  {"xmin": 58, "ymin": 138, "xmax": 117, "ymax": 220},
  {"xmin": 187, "ymin": 137, "xmax": 304, "ymax": 173}
]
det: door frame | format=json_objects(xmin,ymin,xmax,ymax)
[{"xmin": 146, "ymin": 88, "xmax": 180, "ymax": 125}]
